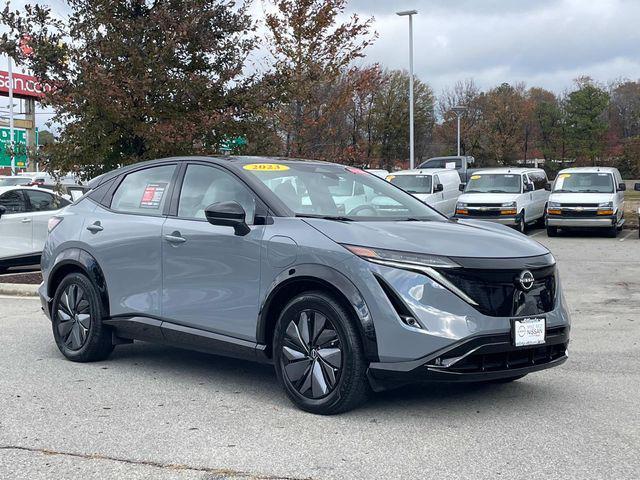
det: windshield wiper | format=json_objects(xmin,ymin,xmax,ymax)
[
  {"xmin": 296, "ymin": 213, "xmax": 353, "ymax": 222},
  {"xmin": 488, "ymin": 190, "xmax": 510, "ymax": 193}
]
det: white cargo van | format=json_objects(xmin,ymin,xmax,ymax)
[
  {"xmin": 546, "ymin": 167, "xmax": 626, "ymax": 237},
  {"xmin": 454, "ymin": 167, "xmax": 549, "ymax": 233},
  {"xmin": 386, "ymin": 168, "xmax": 462, "ymax": 216}
]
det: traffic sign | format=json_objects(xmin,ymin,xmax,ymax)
[{"xmin": 0, "ymin": 127, "xmax": 35, "ymax": 168}]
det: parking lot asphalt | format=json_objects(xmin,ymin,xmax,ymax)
[{"xmin": 1, "ymin": 228, "xmax": 639, "ymax": 480}]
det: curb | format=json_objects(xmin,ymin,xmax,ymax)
[{"xmin": 0, "ymin": 283, "xmax": 39, "ymax": 297}]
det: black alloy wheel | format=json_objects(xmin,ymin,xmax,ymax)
[
  {"xmin": 281, "ymin": 309, "xmax": 343, "ymax": 399},
  {"xmin": 274, "ymin": 291, "xmax": 369, "ymax": 414},
  {"xmin": 52, "ymin": 272, "xmax": 114, "ymax": 362},
  {"xmin": 56, "ymin": 283, "xmax": 92, "ymax": 351}
]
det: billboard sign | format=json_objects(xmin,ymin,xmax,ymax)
[
  {"xmin": 0, "ymin": 127, "xmax": 33, "ymax": 168},
  {"xmin": 0, "ymin": 70, "xmax": 51, "ymax": 99}
]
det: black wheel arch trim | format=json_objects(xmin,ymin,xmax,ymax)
[
  {"xmin": 256, "ymin": 263, "xmax": 378, "ymax": 361},
  {"xmin": 47, "ymin": 248, "xmax": 110, "ymax": 318}
]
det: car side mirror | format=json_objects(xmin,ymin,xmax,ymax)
[
  {"xmin": 458, "ymin": 183, "xmax": 466, "ymax": 192},
  {"xmin": 434, "ymin": 183, "xmax": 444, "ymax": 193},
  {"xmin": 544, "ymin": 182, "xmax": 551, "ymax": 191},
  {"xmin": 617, "ymin": 182, "xmax": 626, "ymax": 192},
  {"xmin": 204, "ymin": 201, "xmax": 250, "ymax": 236},
  {"xmin": 635, "ymin": 182, "xmax": 640, "ymax": 191},
  {"xmin": 0, "ymin": 205, "xmax": 5, "ymax": 218},
  {"xmin": 525, "ymin": 183, "xmax": 534, "ymax": 192}
]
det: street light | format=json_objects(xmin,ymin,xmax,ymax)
[
  {"xmin": 396, "ymin": 9, "xmax": 418, "ymax": 169},
  {"xmin": 451, "ymin": 105, "xmax": 467, "ymax": 157}
]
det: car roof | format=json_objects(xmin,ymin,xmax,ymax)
[
  {"xmin": 88, "ymin": 156, "xmax": 337, "ymax": 188},
  {"xmin": 557, "ymin": 166, "xmax": 618, "ymax": 174},
  {"xmin": 474, "ymin": 167, "xmax": 543, "ymax": 175},
  {"xmin": 0, "ymin": 185, "xmax": 64, "ymax": 195},
  {"xmin": 391, "ymin": 168, "xmax": 457, "ymax": 176}
]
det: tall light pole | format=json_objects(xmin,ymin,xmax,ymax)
[
  {"xmin": 396, "ymin": 9, "xmax": 417, "ymax": 169},
  {"xmin": 452, "ymin": 105, "xmax": 467, "ymax": 157},
  {"xmin": 7, "ymin": 55, "xmax": 15, "ymax": 175}
]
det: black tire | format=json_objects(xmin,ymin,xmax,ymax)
[
  {"xmin": 536, "ymin": 206, "xmax": 547, "ymax": 227},
  {"xmin": 51, "ymin": 272, "xmax": 114, "ymax": 362},
  {"xmin": 0, "ymin": 266, "xmax": 8, "ymax": 275},
  {"xmin": 606, "ymin": 225, "xmax": 618, "ymax": 238},
  {"xmin": 547, "ymin": 226, "xmax": 558, "ymax": 237},
  {"xmin": 517, "ymin": 211, "xmax": 527, "ymax": 234},
  {"xmin": 488, "ymin": 374, "xmax": 528, "ymax": 384},
  {"xmin": 273, "ymin": 291, "xmax": 369, "ymax": 414}
]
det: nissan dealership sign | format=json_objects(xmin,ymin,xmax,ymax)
[{"xmin": 0, "ymin": 70, "xmax": 51, "ymax": 99}]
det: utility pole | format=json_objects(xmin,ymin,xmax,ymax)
[
  {"xmin": 452, "ymin": 105, "xmax": 467, "ymax": 157},
  {"xmin": 7, "ymin": 55, "xmax": 15, "ymax": 175}
]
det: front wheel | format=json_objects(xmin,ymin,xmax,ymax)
[
  {"xmin": 547, "ymin": 226, "xmax": 558, "ymax": 237},
  {"xmin": 606, "ymin": 225, "xmax": 618, "ymax": 238},
  {"xmin": 51, "ymin": 272, "xmax": 114, "ymax": 362},
  {"xmin": 517, "ymin": 211, "xmax": 527, "ymax": 234},
  {"xmin": 273, "ymin": 291, "xmax": 369, "ymax": 414}
]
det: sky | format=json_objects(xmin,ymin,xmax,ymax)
[{"xmin": 3, "ymin": 0, "xmax": 640, "ymax": 129}]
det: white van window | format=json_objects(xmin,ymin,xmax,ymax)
[
  {"xmin": 388, "ymin": 175, "xmax": 433, "ymax": 194},
  {"xmin": 465, "ymin": 174, "xmax": 521, "ymax": 194},
  {"xmin": 553, "ymin": 173, "xmax": 614, "ymax": 193}
]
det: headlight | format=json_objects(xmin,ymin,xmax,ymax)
[
  {"xmin": 456, "ymin": 202, "xmax": 467, "ymax": 209},
  {"xmin": 548, "ymin": 201, "xmax": 561, "ymax": 208},
  {"xmin": 501, "ymin": 201, "xmax": 516, "ymax": 208},
  {"xmin": 598, "ymin": 201, "xmax": 613, "ymax": 208},
  {"xmin": 342, "ymin": 245, "xmax": 461, "ymax": 268},
  {"xmin": 342, "ymin": 244, "xmax": 478, "ymax": 307},
  {"xmin": 597, "ymin": 201, "xmax": 614, "ymax": 215}
]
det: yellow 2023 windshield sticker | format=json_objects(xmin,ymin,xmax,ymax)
[
  {"xmin": 243, "ymin": 163, "xmax": 290, "ymax": 171},
  {"xmin": 470, "ymin": 175, "xmax": 482, "ymax": 180}
]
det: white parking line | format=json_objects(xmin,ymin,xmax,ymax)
[
  {"xmin": 528, "ymin": 230, "xmax": 544, "ymax": 238},
  {"xmin": 619, "ymin": 230, "xmax": 634, "ymax": 242}
]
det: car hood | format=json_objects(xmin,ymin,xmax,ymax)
[
  {"xmin": 302, "ymin": 218, "xmax": 548, "ymax": 259},
  {"xmin": 549, "ymin": 192, "xmax": 615, "ymax": 204},
  {"xmin": 458, "ymin": 193, "xmax": 520, "ymax": 204}
]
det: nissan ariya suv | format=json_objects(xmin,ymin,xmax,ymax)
[{"xmin": 39, "ymin": 157, "xmax": 570, "ymax": 414}]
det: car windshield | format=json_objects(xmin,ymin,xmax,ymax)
[
  {"xmin": 464, "ymin": 173, "xmax": 522, "ymax": 194},
  {"xmin": 0, "ymin": 177, "xmax": 29, "ymax": 186},
  {"xmin": 387, "ymin": 174, "xmax": 432, "ymax": 194},
  {"xmin": 245, "ymin": 163, "xmax": 445, "ymax": 221},
  {"xmin": 552, "ymin": 172, "xmax": 614, "ymax": 193}
]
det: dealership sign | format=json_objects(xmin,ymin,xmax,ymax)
[
  {"xmin": 0, "ymin": 70, "xmax": 51, "ymax": 99},
  {"xmin": 0, "ymin": 127, "xmax": 34, "ymax": 168}
]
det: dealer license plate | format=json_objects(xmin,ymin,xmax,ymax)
[{"xmin": 512, "ymin": 317, "xmax": 546, "ymax": 347}]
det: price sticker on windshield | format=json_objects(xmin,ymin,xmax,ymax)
[{"xmin": 470, "ymin": 175, "xmax": 481, "ymax": 180}]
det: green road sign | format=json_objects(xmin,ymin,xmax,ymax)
[
  {"xmin": 0, "ymin": 127, "xmax": 36, "ymax": 168},
  {"xmin": 219, "ymin": 135, "xmax": 248, "ymax": 153}
]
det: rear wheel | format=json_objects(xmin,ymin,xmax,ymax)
[
  {"xmin": 273, "ymin": 291, "xmax": 369, "ymax": 414},
  {"xmin": 51, "ymin": 272, "xmax": 114, "ymax": 362},
  {"xmin": 547, "ymin": 226, "xmax": 558, "ymax": 237}
]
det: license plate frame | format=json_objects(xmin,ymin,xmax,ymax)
[{"xmin": 511, "ymin": 316, "xmax": 546, "ymax": 347}]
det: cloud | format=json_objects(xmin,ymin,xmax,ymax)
[{"xmin": 347, "ymin": 0, "xmax": 640, "ymax": 94}]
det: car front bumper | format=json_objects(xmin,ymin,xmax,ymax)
[
  {"xmin": 453, "ymin": 215, "xmax": 518, "ymax": 226},
  {"xmin": 367, "ymin": 325, "xmax": 569, "ymax": 391},
  {"xmin": 546, "ymin": 215, "xmax": 616, "ymax": 228}
]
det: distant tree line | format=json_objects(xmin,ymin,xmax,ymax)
[{"xmin": 1, "ymin": 0, "xmax": 639, "ymax": 178}]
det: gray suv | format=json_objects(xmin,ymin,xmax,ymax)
[{"xmin": 39, "ymin": 157, "xmax": 570, "ymax": 414}]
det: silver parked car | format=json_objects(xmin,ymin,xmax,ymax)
[
  {"xmin": 0, "ymin": 186, "xmax": 71, "ymax": 272},
  {"xmin": 39, "ymin": 157, "xmax": 570, "ymax": 414}
]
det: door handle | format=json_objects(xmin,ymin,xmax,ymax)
[
  {"xmin": 86, "ymin": 222, "xmax": 103, "ymax": 233},
  {"xmin": 21, "ymin": 218, "xmax": 32, "ymax": 223},
  {"xmin": 164, "ymin": 231, "xmax": 186, "ymax": 244}
]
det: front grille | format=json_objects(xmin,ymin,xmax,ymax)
[
  {"xmin": 466, "ymin": 210, "xmax": 501, "ymax": 217},
  {"xmin": 558, "ymin": 210, "xmax": 599, "ymax": 218},
  {"xmin": 444, "ymin": 342, "xmax": 567, "ymax": 373},
  {"xmin": 559, "ymin": 203, "xmax": 599, "ymax": 208},
  {"xmin": 467, "ymin": 203, "xmax": 501, "ymax": 207},
  {"xmin": 438, "ymin": 265, "xmax": 556, "ymax": 317}
]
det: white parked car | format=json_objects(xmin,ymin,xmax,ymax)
[
  {"xmin": 454, "ymin": 167, "xmax": 550, "ymax": 233},
  {"xmin": 0, "ymin": 186, "xmax": 71, "ymax": 272},
  {"xmin": 546, "ymin": 167, "xmax": 626, "ymax": 237},
  {"xmin": 386, "ymin": 168, "xmax": 462, "ymax": 217},
  {"xmin": 0, "ymin": 175, "xmax": 31, "ymax": 187}
]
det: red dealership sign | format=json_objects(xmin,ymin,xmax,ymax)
[{"xmin": 0, "ymin": 70, "xmax": 51, "ymax": 99}]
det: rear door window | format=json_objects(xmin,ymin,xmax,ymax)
[
  {"xmin": 0, "ymin": 189, "xmax": 27, "ymax": 214},
  {"xmin": 111, "ymin": 165, "xmax": 176, "ymax": 215}
]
